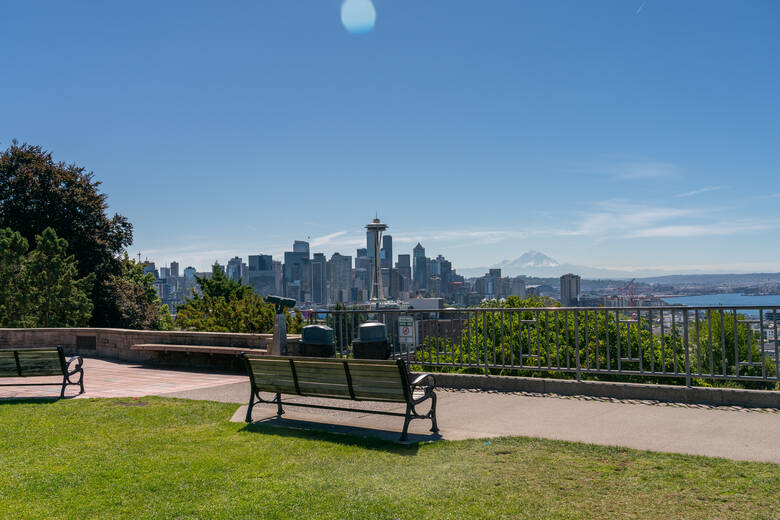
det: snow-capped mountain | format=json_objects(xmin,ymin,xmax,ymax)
[
  {"xmin": 499, "ymin": 251, "xmax": 560, "ymax": 270},
  {"xmin": 459, "ymin": 251, "xmax": 650, "ymax": 279}
]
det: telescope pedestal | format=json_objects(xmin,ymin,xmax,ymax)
[{"xmin": 271, "ymin": 314, "xmax": 287, "ymax": 355}]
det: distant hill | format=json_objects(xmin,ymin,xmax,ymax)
[{"xmin": 458, "ymin": 251, "xmax": 780, "ymax": 283}]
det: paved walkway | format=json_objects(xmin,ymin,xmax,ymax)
[
  {"xmin": 0, "ymin": 358, "xmax": 246, "ymax": 399},
  {"xmin": 2, "ymin": 358, "xmax": 778, "ymax": 463}
]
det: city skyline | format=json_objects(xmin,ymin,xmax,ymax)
[{"xmin": 2, "ymin": 1, "xmax": 779, "ymax": 273}]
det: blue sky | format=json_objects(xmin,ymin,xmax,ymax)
[{"xmin": 2, "ymin": 1, "xmax": 779, "ymax": 274}]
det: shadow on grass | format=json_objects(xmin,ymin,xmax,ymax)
[
  {"xmin": 241, "ymin": 417, "xmax": 441, "ymax": 455},
  {"xmin": 0, "ymin": 396, "xmax": 64, "ymax": 405}
]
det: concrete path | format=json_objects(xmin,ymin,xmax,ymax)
[
  {"xmin": 2, "ymin": 358, "xmax": 778, "ymax": 463},
  {"xmin": 0, "ymin": 357, "xmax": 246, "ymax": 399},
  {"xmin": 163, "ymin": 380, "xmax": 780, "ymax": 464}
]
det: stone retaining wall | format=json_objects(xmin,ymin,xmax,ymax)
[{"xmin": 0, "ymin": 328, "xmax": 299, "ymax": 363}]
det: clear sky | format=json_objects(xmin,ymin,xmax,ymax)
[{"xmin": 2, "ymin": 0, "xmax": 779, "ymax": 274}]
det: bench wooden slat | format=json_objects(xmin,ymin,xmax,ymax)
[
  {"xmin": 296, "ymin": 381, "xmax": 352, "ymax": 397},
  {"xmin": 17, "ymin": 350, "xmax": 62, "ymax": 376},
  {"xmin": 347, "ymin": 364, "xmax": 404, "ymax": 376},
  {"xmin": 0, "ymin": 351, "xmax": 19, "ymax": 377},
  {"xmin": 351, "ymin": 385, "xmax": 406, "ymax": 401}
]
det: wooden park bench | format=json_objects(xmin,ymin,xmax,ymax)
[
  {"xmin": 242, "ymin": 355, "xmax": 438, "ymax": 441},
  {"xmin": 0, "ymin": 347, "xmax": 85, "ymax": 397}
]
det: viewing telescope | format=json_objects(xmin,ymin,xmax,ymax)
[{"xmin": 266, "ymin": 295, "xmax": 296, "ymax": 314}]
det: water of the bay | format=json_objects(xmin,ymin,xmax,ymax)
[{"xmin": 662, "ymin": 293, "xmax": 780, "ymax": 317}]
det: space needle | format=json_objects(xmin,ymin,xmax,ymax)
[{"xmin": 366, "ymin": 217, "xmax": 387, "ymax": 305}]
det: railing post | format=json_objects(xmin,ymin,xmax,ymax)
[
  {"xmin": 484, "ymin": 310, "xmax": 489, "ymax": 376},
  {"xmin": 683, "ymin": 308, "xmax": 691, "ymax": 387},
  {"xmin": 575, "ymin": 310, "xmax": 581, "ymax": 382}
]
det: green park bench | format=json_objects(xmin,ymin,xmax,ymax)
[
  {"xmin": 0, "ymin": 347, "xmax": 85, "ymax": 397},
  {"xmin": 242, "ymin": 355, "xmax": 438, "ymax": 441}
]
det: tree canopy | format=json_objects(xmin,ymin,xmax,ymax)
[
  {"xmin": 0, "ymin": 227, "xmax": 94, "ymax": 327},
  {"xmin": 0, "ymin": 142, "xmax": 132, "ymax": 326},
  {"xmin": 105, "ymin": 254, "xmax": 173, "ymax": 330}
]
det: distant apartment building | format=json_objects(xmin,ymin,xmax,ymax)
[
  {"xmin": 510, "ymin": 277, "xmax": 526, "ymax": 297},
  {"xmin": 560, "ymin": 273, "xmax": 581, "ymax": 306}
]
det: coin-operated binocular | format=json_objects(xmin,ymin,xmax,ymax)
[
  {"xmin": 266, "ymin": 295, "xmax": 296, "ymax": 355},
  {"xmin": 266, "ymin": 295, "xmax": 296, "ymax": 314}
]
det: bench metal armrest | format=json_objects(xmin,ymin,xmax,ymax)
[
  {"xmin": 409, "ymin": 373, "xmax": 436, "ymax": 405},
  {"xmin": 66, "ymin": 356, "xmax": 83, "ymax": 375}
]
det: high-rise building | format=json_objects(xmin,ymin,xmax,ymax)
[
  {"xmin": 283, "ymin": 249, "xmax": 308, "ymax": 298},
  {"xmin": 293, "ymin": 240, "xmax": 310, "ymax": 257},
  {"xmin": 143, "ymin": 262, "xmax": 157, "ymax": 279},
  {"xmin": 183, "ymin": 266, "xmax": 196, "ymax": 280},
  {"xmin": 170, "ymin": 262, "xmax": 179, "ymax": 278},
  {"xmin": 248, "ymin": 254, "xmax": 273, "ymax": 271},
  {"xmin": 328, "ymin": 252, "xmax": 352, "ymax": 304},
  {"xmin": 312, "ymin": 253, "xmax": 327, "ymax": 305},
  {"xmin": 226, "ymin": 256, "xmax": 243, "ymax": 282},
  {"xmin": 381, "ymin": 235, "xmax": 393, "ymax": 269},
  {"xmin": 159, "ymin": 267, "xmax": 171, "ymax": 280},
  {"xmin": 413, "ymin": 243, "xmax": 427, "ymax": 290},
  {"xmin": 248, "ymin": 254, "xmax": 276, "ymax": 296},
  {"xmin": 560, "ymin": 273, "xmax": 581, "ymax": 306}
]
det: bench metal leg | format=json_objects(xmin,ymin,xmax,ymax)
[
  {"xmin": 401, "ymin": 404, "xmax": 412, "ymax": 441},
  {"xmin": 60, "ymin": 378, "xmax": 67, "ymax": 398},
  {"xmin": 276, "ymin": 392, "xmax": 284, "ymax": 416},
  {"xmin": 429, "ymin": 393, "xmax": 439, "ymax": 433},
  {"xmin": 245, "ymin": 391, "xmax": 255, "ymax": 423}
]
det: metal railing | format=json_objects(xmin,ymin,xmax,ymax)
[{"xmin": 305, "ymin": 306, "xmax": 780, "ymax": 386}]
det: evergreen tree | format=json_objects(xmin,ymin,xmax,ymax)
[
  {"xmin": 26, "ymin": 228, "xmax": 94, "ymax": 327},
  {"xmin": 0, "ymin": 229, "xmax": 33, "ymax": 327}
]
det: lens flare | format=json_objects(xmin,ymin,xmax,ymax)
[{"xmin": 341, "ymin": 0, "xmax": 376, "ymax": 34}]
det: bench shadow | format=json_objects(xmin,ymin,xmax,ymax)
[
  {"xmin": 241, "ymin": 416, "xmax": 442, "ymax": 454},
  {"xmin": 0, "ymin": 396, "xmax": 65, "ymax": 405}
]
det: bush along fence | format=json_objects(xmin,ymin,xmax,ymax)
[{"xmin": 307, "ymin": 306, "xmax": 780, "ymax": 389}]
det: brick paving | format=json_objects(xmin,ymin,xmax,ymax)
[{"xmin": 0, "ymin": 357, "xmax": 246, "ymax": 399}]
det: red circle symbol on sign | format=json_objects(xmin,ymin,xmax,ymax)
[{"xmin": 402, "ymin": 326, "xmax": 410, "ymax": 335}]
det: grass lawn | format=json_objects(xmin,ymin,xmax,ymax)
[{"xmin": 0, "ymin": 397, "xmax": 778, "ymax": 520}]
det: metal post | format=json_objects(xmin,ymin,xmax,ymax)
[
  {"xmin": 484, "ymin": 310, "xmax": 489, "ymax": 376},
  {"xmin": 683, "ymin": 309, "xmax": 691, "ymax": 387}
]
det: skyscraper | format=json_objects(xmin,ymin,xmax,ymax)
[
  {"xmin": 226, "ymin": 256, "xmax": 243, "ymax": 282},
  {"xmin": 560, "ymin": 273, "xmax": 581, "ymax": 306},
  {"xmin": 170, "ymin": 261, "xmax": 179, "ymax": 278},
  {"xmin": 312, "ymin": 253, "xmax": 327, "ymax": 305},
  {"xmin": 328, "ymin": 252, "xmax": 352, "ymax": 304},
  {"xmin": 248, "ymin": 254, "xmax": 276, "ymax": 296},
  {"xmin": 413, "ymin": 243, "xmax": 427, "ymax": 290},
  {"xmin": 381, "ymin": 234, "xmax": 393, "ymax": 269},
  {"xmin": 293, "ymin": 240, "xmax": 310, "ymax": 257}
]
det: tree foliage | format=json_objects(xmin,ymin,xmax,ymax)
[
  {"xmin": 0, "ymin": 142, "xmax": 132, "ymax": 326},
  {"xmin": 104, "ymin": 254, "xmax": 173, "ymax": 330},
  {"xmin": 0, "ymin": 227, "xmax": 94, "ymax": 327},
  {"xmin": 176, "ymin": 263, "xmax": 302, "ymax": 334}
]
